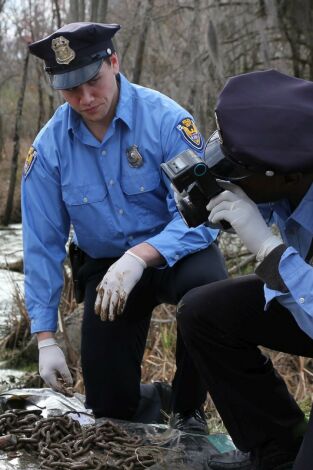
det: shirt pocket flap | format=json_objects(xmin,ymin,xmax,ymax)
[
  {"xmin": 121, "ymin": 171, "xmax": 160, "ymax": 195},
  {"xmin": 62, "ymin": 184, "xmax": 108, "ymax": 206}
]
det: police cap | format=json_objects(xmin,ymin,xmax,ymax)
[
  {"xmin": 205, "ymin": 69, "xmax": 313, "ymax": 180},
  {"xmin": 29, "ymin": 22, "xmax": 120, "ymax": 90}
]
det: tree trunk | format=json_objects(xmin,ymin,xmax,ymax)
[
  {"xmin": 132, "ymin": 0, "xmax": 154, "ymax": 84},
  {"xmin": 0, "ymin": 114, "xmax": 3, "ymax": 162},
  {"xmin": 188, "ymin": 0, "xmax": 201, "ymax": 120},
  {"xmin": 97, "ymin": 0, "xmax": 108, "ymax": 23},
  {"xmin": 69, "ymin": 0, "xmax": 85, "ymax": 22},
  {"xmin": 36, "ymin": 65, "xmax": 45, "ymax": 134},
  {"xmin": 90, "ymin": 0, "xmax": 99, "ymax": 22},
  {"xmin": 2, "ymin": 49, "xmax": 29, "ymax": 226},
  {"xmin": 52, "ymin": 0, "xmax": 62, "ymax": 28}
]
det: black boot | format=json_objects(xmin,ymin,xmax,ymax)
[
  {"xmin": 169, "ymin": 407, "xmax": 209, "ymax": 434},
  {"xmin": 207, "ymin": 450, "xmax": 252, "ymax": 469},
  {"xmin": 207, "ymin": 440, "xmax": 298, "ymax": 470}
]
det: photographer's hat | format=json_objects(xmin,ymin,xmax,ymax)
[
  {"xmin": 29, "ymin": 22, "xmax": 120, "ymax": 90},
  {"xmin": 205, "ymin": 69, "xmax": 313, "ymax": 180}
]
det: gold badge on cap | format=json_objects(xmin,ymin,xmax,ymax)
[
  {"xmin": 127, "ymin": 145, "xmax": 144, "ymax": 168},
  {"xmin": 51, "ymin": 36, "xmax": 76, "ymax": 65}
]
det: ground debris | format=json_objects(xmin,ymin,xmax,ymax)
[{"xmin": 0, "ymin": 409, "xmax": 168, "ymax": 469}]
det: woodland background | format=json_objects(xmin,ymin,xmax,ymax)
[
  {"xmin": 0, "ymin": 0, "xmax": 312, "ymax": 426},
  {"xmin": 1, "ymin": 0, "xmax": 313, "ymax": 223}
]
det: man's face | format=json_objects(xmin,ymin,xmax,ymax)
[
  {"xmin": 60, "ymin": 54, "xmax": 119, "ymax": 127},
  {"xmin": 235, "ymin": 175, "xmax": 284, "ymax": 203},
  {"xmin": 235, "ymin": 172, "xmax": 313, "ymax": 212}
]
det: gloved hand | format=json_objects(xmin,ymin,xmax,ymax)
[
  {"xmin": 207, "ymin": 183, "xmax": 282, "ymax": 260},
  {"xmin": 38, "ymin": 338, "xmax": 73, "ymax": 393},
  {"xmin": 170, "ymin": 183, "xmax": 185, "ymax": 206},
  {"xmin": 95, "ymin": 250, "xmax": 147, "ymax": 321}
]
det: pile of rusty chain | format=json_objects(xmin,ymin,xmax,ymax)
[{"xmin": 0, "ymin": 409, "xmax": 164, "ymax": 469}]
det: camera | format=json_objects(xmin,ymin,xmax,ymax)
[{"xmin": 161, "ymin": 149, "xmax": 227, "ymax": 228}]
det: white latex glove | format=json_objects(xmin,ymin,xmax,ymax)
[
  {"xmin": 207, "ymin": 183, "xmax": 282, "ymax": 260},
  {"xmin": 170, "ymin": 183, "xmax": 185, "ymax": 205},
  {"xmin": 95, "ymin": 251, "xmax": 147, "ymax": 321},
  {"xmin": 38, "ymin": 338, "xmax": 73, "ymax": 393}
]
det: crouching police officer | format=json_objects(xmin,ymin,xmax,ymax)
[
  {"xmin": 22, "ymin": 22, "xmax": 228, "ymax": 431},
  {"xmin": 176, "ymin": 70, "xmax": 313, "ymax": 468}
]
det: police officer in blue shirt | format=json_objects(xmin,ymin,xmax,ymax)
[
  {"xmin": 23, "ymin": 22, "xmax": 228, "ymax": 431},
  {"xmin": 176, "ymin": 70, "xmax": 313, "ymax": 468}
]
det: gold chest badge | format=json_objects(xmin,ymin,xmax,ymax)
[
  {"xmin": 126, "ymin": 145, "xmax": 144, "ymax": 168},
  {"xmin": 51, "ymin": 36, "xmax": 76, "ymax": 65}
]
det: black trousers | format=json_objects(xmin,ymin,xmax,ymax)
[
  {"xmin": 177, "ymin": 274, "xmax": 313, "ymax": 454},
  {"xmin": 293, "ymin": 404, "xmax": 313, "ymax": 469},
  {"xmin": 79, "ymin": 243, "xmax": 228, "ymax": 419}
]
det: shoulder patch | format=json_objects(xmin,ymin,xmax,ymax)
[
  {"xmin": 23, "ymin": 146, "xmax": 37, "ymax": 179},
  {"xmin": 177, "ymin": 118, "xmax": 204, "ymax": 151}
]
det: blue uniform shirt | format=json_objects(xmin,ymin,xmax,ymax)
[
  {"xmin": 260, "ymin": 183, "xmax": 313, "ymax": 339},
  {"xmin": 22, "ymin": 73, "xmax": 218, "ymax": 334}
]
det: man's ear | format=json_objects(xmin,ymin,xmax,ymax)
[{"xmin": 110, "ymin": 53, "xmax": 119, "ymax": 75}]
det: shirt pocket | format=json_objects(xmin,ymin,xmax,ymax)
[
  {"xmin": 120, "ymin": 169, "xmax": 160, "ymax": 196},
  {"xmin": 62, "ymin": 184, "xmax": 107, "ymax": 205},
  {"xmin": 120, "ymin": 170, "xmax": 167, "ymax": 226},
  {"xmin": 62, "ymin": 184, "xmax": 108, "ymax": 224}
]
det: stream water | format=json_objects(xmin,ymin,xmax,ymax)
[{"xmin": 0, "ymin": 224, "xmax": 25, "ymax": 383}]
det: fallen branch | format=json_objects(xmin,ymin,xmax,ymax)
[{"xmin": 228, "ymin": 254, "xmax": 256, "ymax": 274}]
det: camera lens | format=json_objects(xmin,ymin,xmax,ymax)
[{"xmin": 194, "ymin": 163, "xmax": 207, "ymax": 177}]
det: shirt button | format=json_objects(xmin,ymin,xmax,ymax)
[
  {"xmin": 175, "ymin": 255, "xmax": 179, "ymax": 260},
  {"xmin": 299, "ymin": 297, "xmax": 305, "ymax": 304},
  {"xmin": 119, "ymin": 209, "xmax": 124, "ymax": 215},
  {"xmin": 109, "ymin": 179, "xmax": 114, "ymax": 185},
  {"xmin": 101, "ymin": 150, "xmax": 107, "ymax": 156},
  {"xmin": 83, "ymin": 197, "xmax": 88, "ymax": 203},
  {"xmin": 140, "ymin": 186, "xmax": 145, "ymax": 192},
  {"xmin": 129, "ymin": 236, "xmax": 133, "ymax": 241}
]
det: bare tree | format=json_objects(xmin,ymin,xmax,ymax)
[
  {"xmin": 97, "ymin": 0, "xmax": 108, "ymax": 22},
  {"xmin": 68, "ymin": 0, "xmax": 85, "ymax": 22},
  {"xmin": 52, "ymin": 0, "xmax": 62, "ymax": 28},
  {"xmin": 36, "ymin": 64, "xmax": 45, "ymax": 133},
  {"xmin": 274, "ymin": 0, "xmax": 313, "ymax": 79},
  {"xmin": 0, "ymin": 0, "xmax": 6, "ymax": 13},
  {"xmin": 132, "ymin": 0, "xmax": 155, "ymax": 84},
  {"xmin": 2, "ymin": 48, "xmax": 30, "ymax": 226},
  {"xmin": 2, "ymin": 0, "xmax": 313, "ymax": 186},
  {"xmin": 0, "ymin": 114, "xmax": 3, "ymax": 162}
]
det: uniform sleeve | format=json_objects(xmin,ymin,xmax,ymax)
[
  {"xmin": 255, "ymin": 244, "xmax": 288, "ymax": 292},
  {"xmin": 263, "ymin": 246, "xmax": 313, "ymax": 339},
  {"xmin": 22, "ymin": 145, "xmax": 70, "ymax": 334},
  {"xmin": 145, "ymin": 112, "xmax": 218, "ymax": 266}
]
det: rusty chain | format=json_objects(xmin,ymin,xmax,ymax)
[{"xmin": 0, "ymin": 409, "xmax": 165, "ymax": 469}]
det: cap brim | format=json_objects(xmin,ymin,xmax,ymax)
[
  {"xmin": 50, "ymin": 58, "xmax": 103, "ymax": 90},
  {"xmin": 204, "ymin": 130, "xmax": 253, "ymax": 181}
]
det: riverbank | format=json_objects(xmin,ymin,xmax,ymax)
[{"xmin": 0, "ymin": 224, "xmax": 312, "ymax": 428}]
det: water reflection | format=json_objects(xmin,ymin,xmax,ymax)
[{"xmin": 0, "ymin": 224, "xmax": 24, "ymax": 329}]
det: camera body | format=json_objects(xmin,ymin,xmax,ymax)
[{"xmin": 161, "ymin": 149, "xmax": 225, "ymax": 227}]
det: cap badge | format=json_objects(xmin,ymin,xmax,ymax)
[
  {"xmin": 51, "ymin": 36, "xmax": 76, "ymax": 65},
  {"xmin": 127, "ymin": 145, "xmax": 143, "ymax": 168}
]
